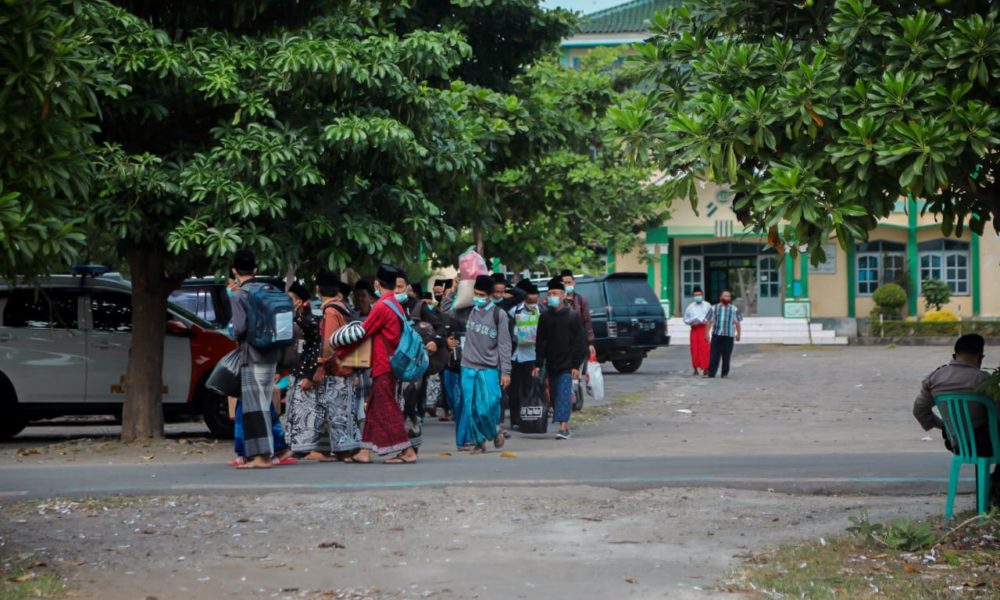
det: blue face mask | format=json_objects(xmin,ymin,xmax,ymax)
[
  {"xmin": 374, "ymin": 289, "xmax": 382, "ymax": 298},
  {"xmin": 565, "ymin": 285, "xmax": 575, "ymax": 295},
  {"xmin": 395, "ymin": 292, "xmax": 409, "ymax": 304},
  {"xmin": 548, "ymin": 296, "xmax": 562, "ymax": 308},
  {"xmin": 493, "ymin": 297, "xmax": 504, "ymax": 305},
  {"xmin": 473, "ymin": 297, "xmax": 489, "ymax": 309},
  {"xmin": 694, "ymin": 295, "xmax": 704, "ymax": 303},
  {"xmin": 226, "ymin": 287, "xmax": 234, "ymax": 297}
]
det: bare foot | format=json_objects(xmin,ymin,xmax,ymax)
[
  {"xmin": 353, "ymin": 449, "xmax": 372, "ymax": 464},
  {"xmin": 237, "ymin": 456, "xmax": 272, "ymax": 469},
  {"xmin": 304, "ymin": 451, "xmax": 336, "ymax": 462}
]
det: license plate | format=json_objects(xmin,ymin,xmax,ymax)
[{"xmin": 640, "ymin": 322, "xmax": 655, "ymax": 331}]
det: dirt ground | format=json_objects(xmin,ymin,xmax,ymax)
[{"xmin": 0, "ymin": 345, "xmax": 986, "ymax": 599}]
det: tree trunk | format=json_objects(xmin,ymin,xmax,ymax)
[
  {"xmin": 474, "ymin": 226, "xmax": 484, "ymax": 256},
  {"xmin": 121, "ymin": 244, "xmax": 169, "ymax": 442}
]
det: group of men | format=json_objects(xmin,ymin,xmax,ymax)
[{"xmin": 227, "ymin": 248, "xmax": 593, "ymax": 468}]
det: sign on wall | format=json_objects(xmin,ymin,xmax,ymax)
[{"xmin": 808, "ymin": 243, "xmax": 837, "ymax": 274}]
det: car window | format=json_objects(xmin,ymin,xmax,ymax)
[
  {"xmin": 2, "ymin": 288, "xmax": 80, "ymax": 329},
  {"xmin": 169, "ymin": 288, "xmax": 217, "ymax": 323},
  {"xmin": 606, "ymin": 278, "xmax": 659, "ymax": 307},
  {"xmin": 90, "ymin": 291, "xmax": 133, "ymax": 332},
  {"xmin": 576, "ymin": 282, "xmax": 605, "ymax": 312}
]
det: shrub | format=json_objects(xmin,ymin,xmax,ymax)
[
  {"xmin": 872, "ymin": 283, "xmax": 907, "ymax": 319},
  {"xmin": 875, "ymin": 321, "xmax": 1000, "ymax": 338},
  {"xmin": 921, "ymin": 279, "xmax": 951, "ymax": 311},
  {"xmin": 922, "ymin": 309, "xmax": 959, "ymax": 322}
]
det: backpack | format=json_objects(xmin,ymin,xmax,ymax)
[
  {"xmin": 245, "ymin": 282, "xmax": 296, "ymax": 351},
  {"xmin": 385, "ymin": 300, "xmax": 429, "ymax": 382}
]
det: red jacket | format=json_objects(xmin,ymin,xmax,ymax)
[{"xmin": 359, "ymin": 296, "xmax": 403, "ymax": 378}]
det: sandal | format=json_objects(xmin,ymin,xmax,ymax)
[
  {"xmin": 493, "ymin": 433, "xmax": 506, "ymax": 449},
  {"xmin": 272, "ymin": 456, "xmax": 299, "ymax": 466},
  {"xmin": 384, "ymin": 454, "xmax": 417, "ymax": 465},
  {"xmin": 228, "ymin": 457, "xmax": 247, "ymax": 467}
]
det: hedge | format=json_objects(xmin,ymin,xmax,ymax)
[{"xmin": 870, "ymin": 321, "xmax": 1000, "ymax": 338}]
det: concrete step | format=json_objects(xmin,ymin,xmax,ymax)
[{"xmin": 666, "ymin": 317, "xmax": 850, "ymax": 346}]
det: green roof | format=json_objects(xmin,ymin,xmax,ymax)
[{"xmin": 580, "ymin": 0, "xmax": 680, "ymax": 34}]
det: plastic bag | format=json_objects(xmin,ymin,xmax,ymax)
[
  {"xmin": 206, "ymin": 348, "xmax": 244, "ymax": 398},
  {"xmin": 518, "ymin": 377, "xmax": 549, "ymax": 434},
  {"xmin": 458, "ymin": 247, "xmax": 488, "ymax": 280},
  {"xmin": 450, "ymin": 278, "xmax": 475, "ymax": 311},
  {"xmin": 586, "ymin": 359, "xmax": 605, "ymax": 402}
]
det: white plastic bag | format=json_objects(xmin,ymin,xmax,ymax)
[{"xmin": 586, "ymin": 360, "xmax": 605, "ymax": 402}]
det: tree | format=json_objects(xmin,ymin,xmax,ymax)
[
  {"xmin": 0, "ymin": 1, "xmax": 127, "ymax": 279},
  {"xmin": 921, "ymin": 278, "xmax": 951, "ymax": 311},
  {"xmin": 435, "ymin": 48, "xmax": 670, "ymax": 274},
  {"xmin": 83, "ymin": 0, "xmax": 577, "ymax": 441},
  {"xmin": 609, "ymin": 0, "xmax": 1000, "ymax": 263}
]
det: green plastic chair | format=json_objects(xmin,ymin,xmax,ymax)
[{"xmin": 934, "ymin": 392, "xmax": 1000, "ymax": 518}]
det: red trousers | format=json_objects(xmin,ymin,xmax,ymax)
[{"xmin": 689, "ymin": 324, "xmax": 710, "ymax": 371}]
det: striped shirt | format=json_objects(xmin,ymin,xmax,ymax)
[{"xmin": 708, "ymin": 303, "xmax": 742, "ymax": 337}]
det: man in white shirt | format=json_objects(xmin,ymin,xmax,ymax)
[{"xmin": 682, "ymin": 286, "xmax": 712, "ymax": 376}]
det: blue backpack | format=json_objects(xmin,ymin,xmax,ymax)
[
  {"xmin": 385, "ymin": 300, "xmax": 429, "ymax": 382},
  {"xmin": 245, "ymin": 282, "xmax": 295, "ymax": 351}
]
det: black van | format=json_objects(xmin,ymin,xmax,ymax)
[{"xmin": 574, "ymin": 273, "xmax": 669, "ymax": 373}]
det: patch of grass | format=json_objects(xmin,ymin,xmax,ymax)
[
  {"xmin": 0, "ymin": 570, "xmax": 66, "ymax": 600},
  {"xmin": 2, "ymin": 494, "xmax": 195, "ymax": 516},
  {"xmin": 725, "ymin": 511, "xmax": 1000, "ymax": 599}
]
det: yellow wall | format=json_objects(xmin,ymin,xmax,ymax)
[
  {"xmin": 808, "ymin": 243, "xmax": 847, "ymax": 318},
  {"xmin": 980, "ymin": 232, "xmax": 1000, "ymax": 317}
]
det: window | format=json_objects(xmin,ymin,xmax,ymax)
[
  {"xmin": 855, "ymin": 240, "xmax": 905, "ymax": 295},
  {"xmin": 758, "ymin": 257, "xmax": 780, "ymax": 298},
  {"xmin": 681, "ymin": 257, "xmax": 704, "ymax": 297},
  {"xmin": 169, "ymin": 288, "xmax": 218, "ymax": 324},
  {"xmin": 606, "ymin": 278, "xmax": 660, "ymax": 307},
  {"xmin": 575, "ymin": 282, "xmax": 605, "ymax": 314},
  {"xmin": 918, "ymin": 239, "xmax": 969, "ymax": 295},
  {"xmin": 2, "ymin": 289, "xmax": 80, "ymax": 329},
  {"xmin": 90, "ymin": 291, "xmax": 132, "ymax": 332}
]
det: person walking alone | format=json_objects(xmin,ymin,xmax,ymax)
[
  {"xmin": 704, "ymin": 290, "xmax": 742, "ymax": 379},
  {"xmin": 682, "ymin": 286, "xmax": 712, "ymax": 376}
]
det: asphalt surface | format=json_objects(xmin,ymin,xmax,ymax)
[{"xmin": 0, "ymin": 346, "xmax": 973, "ymax": 500}]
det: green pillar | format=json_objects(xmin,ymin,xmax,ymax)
[
  {"xmin": 647, "ymin": 258, "xmax": 655, "ymax": 289},
  {"xmin": 799, "ymin": 253, "xmax": 809, "ymax": 298},
  {"xmin": 784, "ymin": 253, "xmax": 794, "ymax": 298},
  {"xmin": 606, "ymin": 244, "xmax": 616, "ymax": 274},
  {"xmin": 492, "ymin": 256, "xmax": 501, "ymax": 274},
  {"xmin": 972, "ymin": 233, "xmax": 981, "ymax": 316},
  {"xmin": 907, "ymin": 195, "xmax": 919, "ymax": 317},
  {"xmin": 847, "ymin": 242, "xmax": 856, "ymax": 318},
  {"xmin": 661, "ymin": 238, "xmax": 673, "ymax": 315}
]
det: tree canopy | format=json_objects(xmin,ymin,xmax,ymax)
[{"xmin": 610, "ymin": 0, "xmax": 1000, "ymax": 262}]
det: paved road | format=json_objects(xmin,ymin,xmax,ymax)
[
  {"xmin": 0, "ymin": 450, "xmax": 959, "ymax": 499},
  {"xmin": 0, "ymin": 347, "xmax": 973, "ymax": 500}
]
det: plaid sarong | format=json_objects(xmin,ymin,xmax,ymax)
[{"xmin": 241, "ymin": 363, "xmax": 277, "ymax": 457}]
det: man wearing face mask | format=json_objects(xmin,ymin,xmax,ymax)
[
  {"xmin": 683, "ymin": 286, "xmax": 712, "ymax": 376},
  {"xmin": 336, "ymin": 264, "xmax": 418, "ymax": 464},
  {"xmin": 533, "ymin": 278, "xmax": 588, "ymax": 440},
  {"xmin": 704, "ymin": 289, "xmax": 742, "ymax": 379},
  {"xmin": 560, "ymin": 270, "xmax": 596, "ymax": 359},
  {"xmin": 508, "ymin": 279, "xmax": 541, "ymax": 431},
  {"xmin": 459, "ymin": 275, "xmax": 513, "ymax": 453}
]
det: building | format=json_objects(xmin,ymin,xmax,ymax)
[{"xmin": 561, "ymin": 0, "xmax": 1000, "ymax": 339}]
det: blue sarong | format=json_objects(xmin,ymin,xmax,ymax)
[
  {"xmin": 460, "ymin": 366, "xmax": 501, "ymax": 447},
  {"xmin": 443, "ymin": 369, "xmax": 470, "ymax": 447}
]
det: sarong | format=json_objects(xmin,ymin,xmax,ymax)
[
  {"xmin": 425, "ymin": 373, "xmax": 442, "ymax": 412},
  {"xmin": 240, "ymin": 363, "xmax": 277, "ymax": 457},
  {"xmin": 234, "ymin": 400, "xmax": 287, "ymax": 457},
  {"xmin": 460, "ymin": 366, "xmax": 501, "ymax": 447},
  {"xmin": 360, "ymin": 373, "xmax": 412, "ymax": 455},
  {"xmin": 549, "ymin": 370, "xmax": 573, "ymax": 424},
  {"xmin": 323, "ymin": 374, "xmax": 363, "ymax": 453},
  {"xmin": 400, "ymin": 378, "xmax": 426, "ymax": 448},
  {"xmin": 689, "ymin": 324, "xmax": 710, "ymax": 371},
  {"xmin": 443, "ymin": 369, "xmax": 469, "ymax": 447},
  {"xmin": 285, "ymin": 378, "xmax": 328, "ymax": 454}
]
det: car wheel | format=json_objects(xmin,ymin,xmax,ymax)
[
  {"xmin": 611, "ymin": 357, "xmax": 643, "ymax": 374},
  {"xmin": 201, "ymin": 387, "xmax": 234, "ymax": 439},
  {"xmin": 0, "ymin": 374, "xmax": 28, "ymax": 441},
  {"xmin": 572, "ymin": 380, "xmax": 585, "ymax": 412}
]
